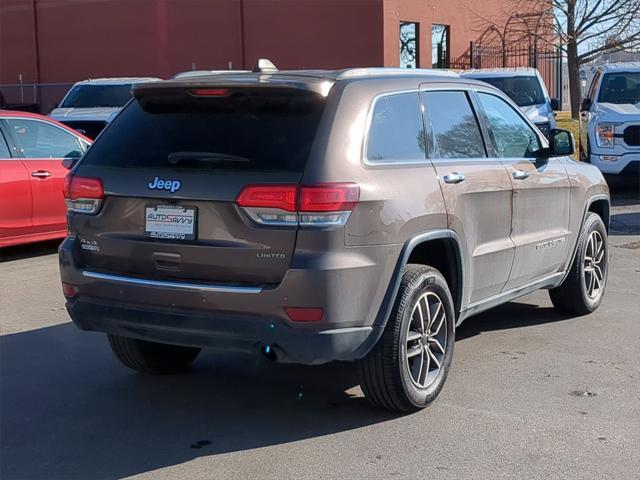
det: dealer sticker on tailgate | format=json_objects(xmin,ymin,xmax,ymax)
[{"xmin": 145, "ymin": 205, "xmax": 197, "ymax": 240}]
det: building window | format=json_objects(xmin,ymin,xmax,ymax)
[
  {"xmin": 400, "ymin": 22, "xmax": 419, "ymax": 69},
  {"xmin": 432, "ymin": 24, "xmax": 450, "ymax": 69}
]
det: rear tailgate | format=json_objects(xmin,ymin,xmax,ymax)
[{"xmin": 69, "ymin": 84, "xmax": 327, "ymax": 285}]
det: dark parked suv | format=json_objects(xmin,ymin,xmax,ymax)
[{"xmin": 59, "ymin": 63, "xmax": 610, "ymax": 412}]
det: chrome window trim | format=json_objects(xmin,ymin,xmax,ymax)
[
  {"xmin": 82, "ymin": 270, "xmax": 264, "ymax": 294},
  {"xmin": 362, "ymin": 89, "xmax": 430, "ymax": 167}
]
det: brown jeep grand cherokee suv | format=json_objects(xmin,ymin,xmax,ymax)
[{"xmin": 59, "ymin": 64, "xmax": 610, "ymax": 412}]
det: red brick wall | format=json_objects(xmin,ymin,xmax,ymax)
[
  {"xmin": 382, "ymin": 0, "xmax": 512, "ymax": 68},
  {"xmin": 1, "ymin": 0, "xmax": 383, "ymax": 84},
  {"xmin": 1, "ymin": 0, "xmax": 518, "ymax": 110},
  {"xmin": 0, "ymin": 0, "xmax": 38, "ymax": 85}
]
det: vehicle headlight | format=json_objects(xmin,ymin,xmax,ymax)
[
  {"xmin": 595, "ymin": 123, "xmax": 616, "ymax": 148},
  {"xmin": 535, "ymin": 122, "xmax": 551, "ymax": 136}
]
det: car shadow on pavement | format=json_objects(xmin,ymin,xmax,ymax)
[
  {"xmin": 0, "ymin": 240, "xmax": 61, "ymax": 263},
  {"xmin": 0, "ymin": 323, "xmax": 397, "ymax": 479},
  {"xmin": 456, "ymin": 300, "xmax": 572, "ymax": 341},
  {"xmin": 610, "ymin": 212, "xmax": 639, "ymax": 235},
  {"xmin": 1, "ymin": 298, "xmax": 575, "ymax": 479}
]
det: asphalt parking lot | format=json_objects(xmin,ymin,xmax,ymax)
[{"xmin": 1, "ymin": 187, "xmax": 639, "ymax": 480}]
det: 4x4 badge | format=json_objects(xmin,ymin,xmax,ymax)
[{"xmin": 148, "ymin": 176, "xmax": 181, "ymax": 193}]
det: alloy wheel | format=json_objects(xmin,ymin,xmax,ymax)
[
  {"xmin": 404, "ymin": 292, "xmax": 447, "ymax": 389},
  {"xmin": 583, "ymin": 230, "xmax": 606, "ymax": 300}
]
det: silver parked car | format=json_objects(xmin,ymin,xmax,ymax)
[
  {"xmin": 461, "ymin": 67, "xmax": 559, "ymax": 136},
  {"xmin": 50, "ymin": 77, "xmax": 160, "ymax": 138}
]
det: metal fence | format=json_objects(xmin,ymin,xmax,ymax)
[
  {"xmin": 456, "ymin": 42, "xmax": 564, "ymax": 104},
  {"xmin": 0, "ymin": 83, "xmax": 73, "ymax": 114}
]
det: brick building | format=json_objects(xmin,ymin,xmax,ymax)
[{"xmin": 1, "ymin": 0, "xmax": 530, "ymax": 111}]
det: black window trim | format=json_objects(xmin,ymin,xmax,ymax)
[
  {"xmin": 0, "ymin": 120, "xmax": 17, "ymax": 159},
  {"xmin": 362, "ymin": 89, "xmax": 429, "ymax": 166}
]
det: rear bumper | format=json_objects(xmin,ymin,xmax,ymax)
[
  {"xmin": 59, "ymin": 236, "xmax": 399, "ymax": 365},
  {"xmin": 67, "ymin": 297, "xmax": 380, "ymax": 365}
]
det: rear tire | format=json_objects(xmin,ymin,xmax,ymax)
[
  {"xmin": 107, "ymin": 334, "xmax": 201, "ymax": 374},
  {"xmin": 357, "ymin": 264, "xmax": 455, "ymax": 413},
  {"xmin": 549, "ymin": 212, "xmax": 608, "ymax": 315}
]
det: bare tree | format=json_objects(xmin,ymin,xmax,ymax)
[{"xmin": 466, "ymin": 0, "xmax": 640, "ymax": 118}]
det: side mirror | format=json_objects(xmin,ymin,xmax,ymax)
[
  {"xmin": 62, "ymin": 157, "xmax": 79, "ymax": 169},
  {"xmin": 580, "ymin": 97, "xmax": 592, "ymax": 111},
  {"xmin": 550, "ymin": 98, "xmax": 560, "ymax": 111},
  {"xmin": 550, "ymin": 128, "xmax": 575, "ymax": 156},
  {"xmin": 534, "ymin": 129, "xmax": 575, "ymax": 158}
]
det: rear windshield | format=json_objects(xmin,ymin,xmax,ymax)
[
  {"xmin": 598, "ymin": 72, "xmax": 640, "ymax": 104},
  {"xmin": 80, "ymin": 89, "xmax": 325, "ymax": 172},
  {"xmin": 475, "ymin": 75, "xmax": 545, "ymax": 107},
  {"xmin": 60, "ymin": 85, "xmax": 134, "ymax": 108}
]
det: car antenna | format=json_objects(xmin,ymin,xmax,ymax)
[{"xmin": 252, "ymin": 58, "xmax": 279, "ymax": 73}]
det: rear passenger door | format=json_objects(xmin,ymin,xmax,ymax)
[
  {"xmin": 420, "ymin": 88, "xmax": 515, "ymax": 304},
  {"xmin": 475, "ymin": 92, "xmax": 570, "ymax": 289}
]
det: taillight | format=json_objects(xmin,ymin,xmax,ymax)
[
  {"xmin": 236, "ymin": 185, "xmax": 297, "ymax": 212},
  {"xmin": 236, "ymin": 183, "xmax": 359, "ymax": 227},
  {"xmin": 299, "ymin": 184, "xmax": 359, "ymax": 212},
  {"xmin": 63, "ymin": 174, "xmax": 104, "ymax": 214},
  {"xmin": 299, "ymin": 184, "xmax": 359, "ymax": 227}
]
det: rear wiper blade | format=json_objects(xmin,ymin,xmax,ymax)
[{"xmin": 168, "ymin": 151, "xmax": 251, "ymax": 165}]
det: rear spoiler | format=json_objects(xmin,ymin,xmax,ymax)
[{"xmin": 133, "ymin": 76, "xmax": 335, "ymax": 100}]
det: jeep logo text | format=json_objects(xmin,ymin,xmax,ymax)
[{"xmin": 148, "ymin": 176, "xmax": 181, "ymax": 193}]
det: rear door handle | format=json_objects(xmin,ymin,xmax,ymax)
[
  {"xmin": 443, "ymin": 173, "xmax": 465, "ymax": 184},
  {"xmin": 31, "ymin": 170, "xmax": 52, "ymax": 178},
  {"xmin": 512, "ymin": 170, "xmax": 530, "ymax": 180}
]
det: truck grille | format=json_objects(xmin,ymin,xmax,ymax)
[
  {"xmin": 61, "ymin": 121, "xmax": 107, "ymax": 139},
  {"xmin": 623, "ymin": 125, "xmax": 640, "ymax": 146}
]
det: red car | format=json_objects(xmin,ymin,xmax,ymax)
[{"xmin": 0, "ymin": 110, "xmax": 92, "ymax": 247}]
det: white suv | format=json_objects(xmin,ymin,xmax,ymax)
[
  {"xmin": 50, "ymin": 77, "xmax": 160, "ymax": 139},
  {"xmin": 580, "ymin": 62, "xmax": 640, "ymax": 175}
]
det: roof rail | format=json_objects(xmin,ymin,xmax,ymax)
[
  {"xmin": 252, "ymin": 58, "xmax": 279, "ymax": 73},
  {"xmin": 337, "ymin": 67, "xmax": 459, "ymax": 79}
]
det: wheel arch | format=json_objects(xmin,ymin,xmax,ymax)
[
  {"xmin": 587, "ymin": 197, "xmax": 610, "ymax": 233},
  {"xmin": 559, "ymin": 193, "xmax": 610, "ymax": 285},
  {"xmin": 373, "ymin": 230, "xmax": 464, "ymax": 328}
]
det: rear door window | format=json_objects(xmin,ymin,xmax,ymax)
[
  {"xmin": 477, "ymin": 93, "xmax": 541, "ymax": 158},
  {"xmin": 421, "ymin": 90, "xmax": 486, "ymax": 159},
  {"xmin": 366, "ymin": 92, "xmax": 426, "ymax": 162},
  {"xmin": 81, "ymin": 90, "xmax": 325, "ymax": 172}
]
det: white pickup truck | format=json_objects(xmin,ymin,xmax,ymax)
[{"xmin": 580, "ymin": 62, "xmax": 640, "ymax": 176}]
